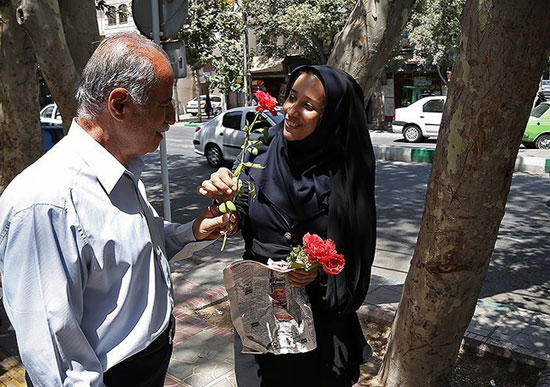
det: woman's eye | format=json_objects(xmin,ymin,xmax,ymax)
[
  {"xmin": 305, "ymin": 103, "xmax": 314, "ymax": 111},
  {"xmin": 288, "ymin": 95, "xmax": 296, "ymax": 102}
]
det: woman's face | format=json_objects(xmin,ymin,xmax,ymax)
[{"xmin": 283, "ymin": 73, "xmax": 325, "ymax": 141}]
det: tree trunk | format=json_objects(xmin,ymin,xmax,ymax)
[
  {"xmin": 13, "ymin": 0, "xmax": 79, "ymax": 131},
  {"xmin": 327, "ymin": 0, "xmax": 416, "ymax": 103},
  {"xmin": 173, "ymin": 79, "xmax": 181, "ymax": 122},
  {"xmin": 374, "ymin": 77, "xmax": 384, "ymax": 131},
  {"xmin": 378, "ymin": 1, "xmax": 550, "ymax": 385},
  {"xmin": 58, "ymin": 0, "xmax": 100, "ymax": 75},
  {"xmin": 194, "ymin": 69, "xmax": 203, "ymax": 123},
  {"xmin": 0, "ymin": 3, "xmax": 42, "ymax": 194}
]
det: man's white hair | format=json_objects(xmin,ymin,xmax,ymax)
[{"xmin": 76, "ymin": 33, "xmax": 170, "ymax": 119}]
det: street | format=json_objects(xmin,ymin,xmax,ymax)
[{"xmin": 143, "ymin": 123, "xmax": 550, "ymax": 316}]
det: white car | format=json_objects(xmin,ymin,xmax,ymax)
[
  {"xmin": 193, "ymin": 107, "xmax": 283, "ymax": 167},
  {"xmin": 392, "ymin": 96, "xmax": 446, "ymax": 142},
  {"xmin": 186, "ymin": 95, "xmax": 223, "ymax": 116},
  {"xmin": 40, "ymin": 103, "xmax": 62, "ymax": 126}
]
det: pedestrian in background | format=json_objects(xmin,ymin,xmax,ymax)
[
  {"xmin": 205, "ymin": 93, "xmax": 213, "ymax": 119},
  {"xmin": 0, "ymin": 33, "xmax": 233, "ymax": 387},
  {"xmin": 199, "ymin": 65, "xmax": 377, "ymax": 387}
]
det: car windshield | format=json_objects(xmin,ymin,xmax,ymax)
[
  {"xmin": 41, "ymin": 105, "xmax": 54, "ymax": 118},
  {"xmin": 530, "ymin": 103, "xmax": 550, "ymax": 118},
  {"xmin": 271, "ymin": 112, "xmax": 284, "ymax": 124}
]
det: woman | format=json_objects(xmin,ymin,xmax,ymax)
[{"xmin": 199, "ymin": 65, "xmax": 376, "ymax": 386}]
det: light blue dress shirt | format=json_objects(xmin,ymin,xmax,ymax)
[{"xmin": 0, "ymin": 121, "xmax": 212, "ymax": 386}]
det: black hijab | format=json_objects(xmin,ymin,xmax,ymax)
[{"xmin": 250, "ymin": 65, "xmax": 376, "ymax": 314}]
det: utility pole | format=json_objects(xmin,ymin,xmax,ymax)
[{"xmin": 242, "ymin": 6, "xmax": 250, "ymax": 106}]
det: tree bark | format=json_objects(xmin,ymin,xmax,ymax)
[
  {"xmin": 0, "ymin": 3, "xmax": 42, "ymax": 194},
  {"xmin": 195, "ymin": 69, "xmax": 203, "ymax": 123},
  {"xmin": 378, "ymin": 1, "xmax": 550, "ymax": 385},
  {"xmin": 13, "ymin": 0, "xmax": 79, "ymax": 131},
  {"xmin": 327, "ymin": 0, "xmax": 416, "ymax": 103},
  {"xmin": 58, "ymin": 0, "xmax": 100, "ymax": 75}
]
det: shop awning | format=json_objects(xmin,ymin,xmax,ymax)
[{"xmin": 250, "ymin": 56, "xmax": 284, "ymax": 74}]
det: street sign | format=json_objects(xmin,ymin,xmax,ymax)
[
  {"xmin": 132, "ymin": 0, "xmax": 188, "ymax": 40},
  {"xmin": 162, "ymin": 40, "xmax": 187, "ymax": 79}
]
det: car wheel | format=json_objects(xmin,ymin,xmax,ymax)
[
  {"xmin": 535, "ymin": 134, "xmax": 550, "ymax": 149},
  {"xmin": 206, "ymin": 144, "xmax": 224, "ymax": 167},
  {"xmin": 403, "ymin": 125, "xmax": 423, "ymax": 143},
  {"xmin": 191, "ymin": 113, "xmax": 197, "ymax": 116}
]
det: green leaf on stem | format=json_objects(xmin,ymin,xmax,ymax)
[
  {"xmin": 218, "ymin": 202, "xmax": 227, "ymax": 214},
  {"xmin": 248, "ymin": 181, "xmax": 257, "ymax": 198},
  {"xmin": 243, "ymin": 162, "xmax": 265, "ymax": 169},
  {"xmin": 234, "ymin": 164, "xmax": 242, "ymax": 177},
  {"xmin": 226, "ymin": 201, "xmax": 236, "ymax": 212}
]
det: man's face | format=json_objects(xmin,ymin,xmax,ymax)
[{"xmin": 123, "ymin": 57, "xmax": 175, "ymax": 158}]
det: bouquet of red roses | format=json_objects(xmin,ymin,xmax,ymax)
[{"xmin": 287, "ymin": 233, "xmax": 345, "ymax": 275}]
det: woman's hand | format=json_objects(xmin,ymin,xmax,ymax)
[
  {"xmin": 288, "ymin": 268, "xmax": 318, "ymax": 288},
  {"xmin": 197, "ymin": 167, "xmax": 237, "ymax": 201}
]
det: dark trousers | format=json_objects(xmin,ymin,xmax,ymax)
[{"xmin": 25, "ymin": 317, "xmax": 175, "ymax": 387}]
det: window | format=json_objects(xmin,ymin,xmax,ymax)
[
  {"xmin": 211, "ymin": 96, "xmax": 222, "ymax": 103},
  {"xmin": 246, "ymin": 112, "xmax": 270, "ymax": 131},
  {"xmin": 118, "ymin": 4, "xmax": 128, "ymax": 24},
  {"xmin": 422, "ymin": 99, "xmax": 445, "ymax": 113},
  {"xmin": 54, "ymin": 109, "xmax": 61, "ymax": 120},
  {"xmin": 41, "ymin": 106, "xmax": 54, "ymax": 119},
  {"xmin": 107, "ymin": 8, "xmax": 117, "ymax": 25},
  {"xmin": 531, "ymin": 103, "xmax": 549, "ymax": 118},
  {"xmin": 222, "ymin": 112, "xmax": 242, "ymax": 130}
]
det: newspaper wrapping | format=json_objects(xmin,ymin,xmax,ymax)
[{"xmin": 223, "ymin": 260, "xmax": 317, "ymax": 355}]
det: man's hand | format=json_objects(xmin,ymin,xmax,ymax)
[
  {"xmin": 197, "ymin": 167, "xmax": 237, "ymax": 201},
  {"xmin": 192, "ymin": 204, "xmax": 237, "ymax": 240},
  {"xmin": 288, "ymin": 268, "xmax": 318, "ymax": 288}
]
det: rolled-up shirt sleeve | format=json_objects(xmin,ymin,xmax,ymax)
[{"xmin": 0, "ymin": 205, "xmax": 104, "ymax": 387}]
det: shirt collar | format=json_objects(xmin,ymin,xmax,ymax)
[{"xmin": 68, "ymin": 119, "xmax": 144, "ymax": 193}]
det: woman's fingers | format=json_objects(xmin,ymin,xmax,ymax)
[
  {"xmin": 288, "ymin": 268, "xmax": 318, "ymax": 288},
  {"xmin": 197, "ymin": 167, "xmax": 236, "ymax": 199}
]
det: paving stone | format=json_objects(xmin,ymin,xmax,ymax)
[
  {"xmin": 208, "ymin": 374, "xmax": 237, "ymax": 387},
  {"xmin": 183, "ymin": 371, "xmax": 216, "ymax": 387}
]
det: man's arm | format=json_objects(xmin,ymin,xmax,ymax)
[
  {"xmin": 163, "ymin": 205, "xmax": 235, "ymax": 260},
  {"xmin": 1, "ymin": 206, "xmax": 104, "ymax": 386}
]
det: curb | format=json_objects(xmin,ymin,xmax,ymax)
[{"xmin": 372, "ymin": 145, "xmax": 550, "ymax": 174}]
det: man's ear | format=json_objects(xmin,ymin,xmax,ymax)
[{"xmin": 107, "ymin": 88, "xmax": 131, "ymax": 121}]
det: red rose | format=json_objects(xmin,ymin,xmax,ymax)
[
  {"xmin": 303, "ymin": 233, "xmax": 336, "ymax": 262},
  {"xmin": 254, "ymin": 90, "xmax": 278, "ymax": 116},
  {"xmin": 321, "ymin": 253, "xmax": 345, "ymax": 275}
]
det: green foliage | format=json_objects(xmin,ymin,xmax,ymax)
[
  {"xmin": 207, "ymin": 34, "xmax": 246, "ymax": 94},
  {"xmin": 402, "ymin": 0, "xmax": 466, "ymax": 71},
  {"xmin": 179, "ymin": 0, "xmax": 231, "ymax": 70},
  {"xmin": 244, "ymin": 0, "xmax": 354, "ymax": 64}
]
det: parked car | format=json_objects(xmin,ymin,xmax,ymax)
[
  {"xmin": 392, "ymin": 96, "xmax": 446, "ymax": 143},
  {"xmin": 194, "ymin": 107, "xmax": 283, "ymax": 167},
  {"xmin": 522, "ymin": 101, "xmax": 550, "ymax": 149},
  {"xmin": 186, "ymin": 94, "xmax": 223, "ymax": 116},
  {"xmin": 40, "ymin": 103, "xmax": 62, "ymax": 126}
]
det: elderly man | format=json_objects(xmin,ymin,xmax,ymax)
[{"xmin": 0, "ymin": 33, "xmax": 230, "ymax": 386}]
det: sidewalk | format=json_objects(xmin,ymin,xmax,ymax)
[
  {"xmin": 163, "ymin": 235, "xmax": 550, "ymax": 386},
  {"xmin": 1, "ymin": 225, "xmax": 547, "ymax": 387}
]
